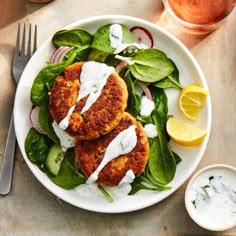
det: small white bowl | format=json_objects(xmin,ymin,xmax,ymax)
[{"xmin": 185, "ymin": 164, "xmax": 236, "ymax": 231}]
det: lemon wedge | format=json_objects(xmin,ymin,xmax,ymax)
[
  {"xmin": 179, "ymin": 85, "xmax": 208, "ymax": 121},
  {"xmin": 166, "ymin": 117, "xmax": 207, "ymax": 147}
]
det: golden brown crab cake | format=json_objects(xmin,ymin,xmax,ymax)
[
  {"xmin": 50, "ymin": 62, "xmax": 128, "ymax": 140},
  {"xmin": 75, "ymin": 112, "xmax": 149, "ymax": 187}
]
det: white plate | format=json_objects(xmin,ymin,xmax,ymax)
[{"xmin": 14, "ymin": 15, "xmax": 212, "ymax": 213}]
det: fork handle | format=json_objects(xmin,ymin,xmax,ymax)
[{"xmin": 0, "ymin": 113, "xmax": 16, "ymax": 195}]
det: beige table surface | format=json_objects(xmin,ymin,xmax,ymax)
[{"xmin": 0, "ymin": 0, "xmax": 236, "ymax": 235}]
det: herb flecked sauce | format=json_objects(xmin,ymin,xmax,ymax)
[{"xmin": 188, "ymin": 168, "xmax": 236, "ymax": 229}]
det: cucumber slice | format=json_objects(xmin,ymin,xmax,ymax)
[{"xmin": 46, "ymin": 144, "xmax": 64, "ymax": 176}]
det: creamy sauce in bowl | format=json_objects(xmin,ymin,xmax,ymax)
[{"xmin": 185, "ymin": 164, "xmax": 236, "ymax": 231}]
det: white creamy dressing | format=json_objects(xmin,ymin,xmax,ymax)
[
  {"xmin": 58, "ymin": 61, "xmax": 114, "ymax": 130},
  {"xmin": 52, "ymin": 121, "xmax": 75, "ymax": 151},
  {"xmin": 88, "ymin": 125, "xmax": 137, "ymax": 183},
  {"xmin": 58, "ymin": 105, "xmax": 75, "ymax": 130},
  {"xmin": 140, "ymin": 95, "xmax": 155, "ymax": 116},
  {"xmin": 76, "ymin": 170, "xmax": 135, "ymax": 199},
  {"xmin": 118, "ymin": 169, "xmax": 135, "ymax": 187},
  {"xmin": 188, "ymin": 168, "xmax": 236, "ymax": 229},
  {"xmin": 144, "ymin": 124, "xmax": 158, "ymax": 138},
  {"xmin": 77, "ymin": 61, "xmax": 114, "ymax": 113},
  {"xmin": 109, "ymin": 24, "xmax": 145, "ymax": 54}
]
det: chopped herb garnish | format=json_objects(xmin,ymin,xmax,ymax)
[
  {"xmin": 201, "ymin": 185, "xmax": 210, "ymax": 196},
  {"xmin": 209, "ymin": 176, "xmax": 214, "ymax": 182},
  {"xmin": 191, "ymin": 199, "xmax": 197, "ymax": 209}
]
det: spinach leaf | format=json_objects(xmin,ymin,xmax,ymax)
[
  {"xmin": 129, "ymin": 139, "xmax": 172, "ymax": 195},
  {"xmin": 129, "ymin": 179, "xmax": 168, "ymax": 195},
  {"xmin": 129, "ymin": 86, "xmax": 180, "ymax": 192},
  {"xmin": 125, "ymin": 73, "xmax": 141, "ymax": 117},
  {"xmin": 129, "ymin": 172, "xmax": 171, "ymax": 195},
  {"xmin": 88, "ymin": 48, "xmax": 109, "ymax": 62},
  {"xmin": 98, "ymin": 185, "xmax": 113, "ymax": 203},
  {"xmin": 154, "ymin": 59, "xmax": 183, "ymax": 89},
  {"xmin": 48, "ymin": 150, "xmax": 86, "ymax": 189},
  {"xmin": 150, "ymin": 86, "xmax": 169, "ymax": 138},
  {"xmin": 91, "ymin": 24, "xmax": 135, "ymax": 54},
  {"xmin": 39, "ymin": 103, "xmax": 60, "ymax": 144},
  {"xmin": 48, "ymin": 159, "xmax": 86, "ymax": 189},
  {"xmin": 105, "ymin": 54, "xmax": 120, "ymax": 67},
  {"xmin": 119, "ymin": 49, "xmax": 174, "ymax": 83},
  {"xmin": 25, "ymin": 128, "xmax": 51, "ymax": 165},
  {"xmin": 52, "ymin": 28, "xmax": 93, "ymax": 48},
  {"xmin": 66, "ymin": 45, "xmax": 91, "ymax": 62},
  {"xmin": 151, "ymin": 86, "xmax": 168, "ymax": 116},
  {"xmin": 148, "ymin": 111, "xmax": 176, "ymax": 185},
  {"xmin": 30, "ymin": 51, "xmax": 77, "ymax": 106},
  {"xmin": 172, "ymin": 152, "xmax": 182, "ymax": 165}
]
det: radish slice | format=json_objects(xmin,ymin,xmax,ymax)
[
  {"xmin": 50, "ymin": 46, "xmax": 74, "ymax": 64},
  {"xmin": 137, "ymin": 81, "xmax": 152, "ymax": 100},
  {"xmin": 30, "ymin": 106, "xmax": 46, "ymax": 135},
  {"xmin": 130, "ymin": 26, "xmax": 154, "ymax": 48}
]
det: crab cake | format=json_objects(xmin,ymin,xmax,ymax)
[
  {"xmin": 50, "ymin": 61, "xmax": 128, "ymax": 140},
  {"xmin": 75, "ymin": 112, "xmax": 149, "ymax": 187}
]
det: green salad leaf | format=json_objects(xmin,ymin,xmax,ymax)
[
  {"xmin": 25, "ymin": 128, "xmax": 51, "ymax": 165},
  {"xmin": 154, "ymin": 59, "xmax": 183, "ymax": 89},
  {"xmin": 98, "ymin": 185, "xmax": 113, "ymax": 203},
  {"xmin": 129, "ymin": 87, "xmax": 179, "ymax": 194},
  {"xmin": 91, "ymin": 24, "xmax": 135, "ymax": 54},
  {"xmin": 117, "ymin": 48, "xmax": 174, "ymax": 83},
  {"xmin": 88, "ymin": 48, "xmax": 109, "ymax": 62},
  {"xmin": 39, "ymin": 103, "xmax": 60, "ymax": 144},
  {"xmin": 148, "ymin": 110, "xmax": 176, "ymax": 185},
  {"xmin": 129, "ymin": 175, "xmax": 171, "ymax": 195},
  {"xmin": 172, "ymin": 152, "xmax": 182, "ymax": 165},
  {"xmin": 151, "ymin": 86, "xmax": 169, "ymax": 138},
  {"xmin": 48, "ymin": 158, "xmax": 86, "ymax": 189},
  {"xmin": 125, "ymin": 73, "xmax": 141, "ymax": 117},
  {"xmin": 52, "ymin": 28, "xmax": 93, "ymax": 48},
  {"xmin": 30, "ymin": 51, "xmax": 77, "ymax": 106}
]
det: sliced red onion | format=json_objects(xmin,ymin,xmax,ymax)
[
  {"xmin": 137, "ymin": 81, "xmax": 152, "ymax": 100},
  {"xmin": 130, "ymin": 26, "xmax": 154, "ymax": 48},
  {"xmin": 50, "ymin": 47, "xmax": 65, "ymax": 63},
  {"xmin": 30, "ymin": 106, "xmax": 46, "ymax": 135},
  {"xmin": 115, "ymin": 61, "xmax": 128, "ymax": 74},
  {"xmin": 50, "ymin": 46, "xmax": 74, "ymax": 64}
]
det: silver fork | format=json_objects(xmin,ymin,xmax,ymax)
[{"xmin": 0, "ymin": 23, "xmax": 37, "ymax": 195}]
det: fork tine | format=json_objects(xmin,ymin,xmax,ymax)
[
  {"xmin": 15, "ymin": 23, "xmax": 21, "ymax": 56},
  {"xmin": 33, "ymin": 24, "xmax": 38, "ymax": 53},
  {"xmin": 12, "ymin": 22, "xmax": 38, "ymax": 84},
  {"xmin": 21, "ymin": 23, "xmax": 26, "ymax": 57},
  {"xmin": 26, "ymin": 24, "xmax": 32, "ymax": 59}
]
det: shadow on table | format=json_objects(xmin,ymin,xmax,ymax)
[{"xmin": 0, "ymin": 0, "xmax": 52, "ymax": 29}]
